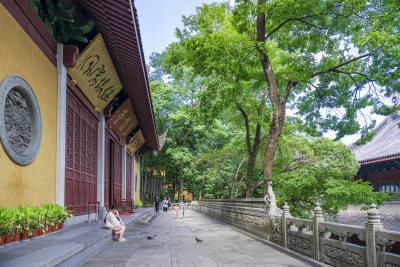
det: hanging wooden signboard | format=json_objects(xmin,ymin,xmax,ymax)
[
  {"xmin": 67, "ymin": 33, "xmax": 122, "ymax": 112},
  {"xmin": 127, "ymin": 130, "xmax": 145, "ymax": 154},
  {"xmin": 106, "ymin": 98, "xmax": 139, "ymax": 140}
]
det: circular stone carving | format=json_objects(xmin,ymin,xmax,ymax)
[{"xmin": 0, "ymin": 75, "xmax": 42, "ymax": 165}]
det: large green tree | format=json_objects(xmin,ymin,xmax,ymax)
[{"xmin": 165, "ymin": 1, "xmax": 400, "ymax": 198}]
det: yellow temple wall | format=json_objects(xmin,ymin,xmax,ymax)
[{"xmin": 0, "ymin": 4, "xmax": 58, "ymax": 207}]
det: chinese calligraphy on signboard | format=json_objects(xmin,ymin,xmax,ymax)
[
  {"xmin": 67, "ymin": 33, "xmax": 122, "ymax": 112},
  {"xmin": 127, "ymin": 130, "xmax": 145, "ymax": 154},
  {"xmin": 106, "ymin": 98, "xmax": 139, "ymax": 140}
]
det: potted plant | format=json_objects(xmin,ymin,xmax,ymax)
[
  {"xmin": 34, "ymin": 206, "xmax": 45, "ymax": 237},
  {"xmin": 12, "ymin": 207, "xmax": 24, "ymax": 243},
  {"xmin": 57, "ymin": 204, "xmax": 73, "ymax": 230},
  {"xmin": 0, "ymin": 207, "xmax": 8, "ymax": 247},
  {"xmin": 41, "ymin": 204, "xmax": 52, "ymax": 233},
  {"xmin": 2, "ymin": 208, "xmax": 15, "ymax": 245},
  {"xmin": 134, "ymin": 201, "xmax": 143, "ymax": 209}
]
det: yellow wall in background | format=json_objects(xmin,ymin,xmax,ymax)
[
  {"xmin": 134, "ymin": 158, "xmax": 140, "ymax": 201},
  {"xmin": 0, "ymin": 5, "xmax": 58, "ymax": 207},
  {"xmin": 175, "ymin": 190, "xmax": 195, "ymax": 201}
]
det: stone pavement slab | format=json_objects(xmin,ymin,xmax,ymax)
[{"xmin": 80, "ymin": 209, "xmax": 326, "ymax": 267}]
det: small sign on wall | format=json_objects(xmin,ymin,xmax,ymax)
[
  {"xmin": 67, "ymin": 33, "xmax": 122, "ymax": 112},
  {"xmin": 106, "ymin": 98, "xmax": 139, "ymax": 140},
  {"xmin": 127, "ymin": 130, "xmax": 145, "ymax": 154}
]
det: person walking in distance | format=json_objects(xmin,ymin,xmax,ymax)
[
  {"xmin": 154, "ymin": 196, "xmax": 160, "ymax": 214},
  {"xmin": 174, "ymin": 204, "xmax": 179, "ymax": 219},
  {"xmin": 162, "ymin": 197, "xmax": 168, "ymax": 214},
  {"xmin": 180, "ymin": 201, "xmax": 185, "ymax": 219},
  {"xmin": 168, "ymin": 198, "xmax": 172, "ymax": 210}
]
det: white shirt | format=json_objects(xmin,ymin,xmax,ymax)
[
  {"xmin": 162, "ymin": 200, "xmax": 168, "ymax": 208},
  {"xmin": 105, "ymin": 211, "xmax": 121, "ymax": 228}
]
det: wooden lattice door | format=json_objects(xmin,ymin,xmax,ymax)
[
  {"xmin": 65, "ymin": 89, "xmax": 97, "ymax": 215},
  {"xmin": 126, "ymin": 152, "xmax": 132, "ymax": 199},
  {"xmin": 104, "ymin": 133, "xmax": 111, "ymax": 209},
  {"xmin": 104, "ymin": 131, "xmax": 123, "ymax": 209},
  {"xmin": 112, "ymin": 142, "xmax": 122, "ymax": 203}
]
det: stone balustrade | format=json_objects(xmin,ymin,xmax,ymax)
[{"xmin": 192, "ymin": 199, "xmax": 400, "ymax": 267}]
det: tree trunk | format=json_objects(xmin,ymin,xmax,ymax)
[
  {"xmin": 230, "ymin": 152, "xmax": 246, "ymax": 199},
  {"xmin": 179, "ymin": 160, "xmax": 184, "ymax": 201},
  {"xmin": 199, "ymin": 175, "xmax": 205, "ymax": 200},
  {"xmin": 263, "ymin": 107, "xmax": 285, "ymax": 193},
  {"xmin": 236, "ymin": 101, "xmax": 263, "ymax": 198},
  {"xmin": 256, "ymin": 0, "xmax": 293, "ymax": 196}
]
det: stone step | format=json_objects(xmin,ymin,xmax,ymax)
[{"xmin": 134, "ymin": 210, "xmax": 156, "ymax": 225}]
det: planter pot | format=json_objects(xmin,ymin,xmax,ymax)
[
  {"xmin": 31, "ymin": 229, "xmax": 38, "ymax": 239},
  {"xmin": 4, "ymin": 234, "xmax": 13, "ymax": 245},
  {"xmin": 58, "ymin": 223, "xmax": 64, "ymax": 231},
  {"xmin": 21, "ymin": 231, "xmax": 29, "ymax": 241},
  {"xmin": 0, "ymin": 235, "xmax": 4, "ymax": 247},
  {"xmin": 13, "ymin": 232, "xmax": 21, "ymax": 243}
]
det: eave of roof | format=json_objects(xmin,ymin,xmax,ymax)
[
  {"xmin": 352, "ymin": 111, "xmax": 400, "ymax": 163},
  {"xmin": 77, "ymin": 0, "xmax": 160, "ymax": 151}
]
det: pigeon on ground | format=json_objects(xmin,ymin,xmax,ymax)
[
  {"xmin": 147, "ymin": 234, "xmax": 157, "ymax": 240},
  {"xmin": 195, "ymin": 237, "xmax": 203, "ymax": 243}
]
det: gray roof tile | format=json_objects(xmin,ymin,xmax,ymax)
[
  {"xmin": 336, "ymin": 202, "xmax": 400, "ymax": 232},
  {"xmin": 352, "ymin": 111, "xmax": 400, "ymax": 162}
]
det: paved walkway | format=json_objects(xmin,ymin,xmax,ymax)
[{"xmin": 80, "ymin": 209, "xmax": 320, "ymax": 267}]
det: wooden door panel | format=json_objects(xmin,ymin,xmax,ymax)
[
  {"xmin": 65, "ymin": 89, "xmax": 98, "ymax": 215},
  {"xmin": 104, "ymin": 133, "xmax": 111, "ymax": 209},
  {"xmin": 126, "ymin": 152, "xmax": 132, "ymax": 199},
  {"xmin": 112, "ymin": 142, "xmax": 122, "ymax": 203}
]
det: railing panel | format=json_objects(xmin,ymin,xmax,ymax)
[
  {"xmin": 377, "ymin": 252, "xmax": 400, "ymax": 267},
  {"xmin": 320, "ymin": 238, "xmax": 367, "ymax": 267}
]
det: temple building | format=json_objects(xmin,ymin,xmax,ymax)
[
  {"xmin": 0, "ymin": 0, "xmax": 164, "ymax": 221},
  {"xmin": 336, "ymin": 99, "xmax": 400, "ymax": 230},
  {"xmin": 353, "ymin": 108, "xmax": 400, "ymax": 194}
]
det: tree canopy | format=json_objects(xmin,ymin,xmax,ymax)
[{"xmin": 141, "ymin": 0, "xmax": 399, "ymax": 216}]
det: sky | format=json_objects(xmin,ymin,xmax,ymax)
[
  {"xmin": 135, "ymin": 0, "xmax": 230, "ymax": 61},
  {"xmin": 135, "ymin": 0, "xmax": 386, "ymax": 146}
]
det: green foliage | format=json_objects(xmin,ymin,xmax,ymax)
[
  {"xmin": 0, "ymin": 204, "xmax": 73, "ymax": 236},
  {"xmin": 146, "ymin": 1, "xmax": 399, "ymax": 216},
  {"xmin": 134, "ymin": 201, "xmax": 143, "ymax": 207},
  {"xmin": 29, "ymin": 0, "xmax": 94, "ymax": 44},
  {"xmin": 271, "ymin": 136, "xmax": 393, "ymax": 217}
]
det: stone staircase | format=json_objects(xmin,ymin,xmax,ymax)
[{"xmin": 134, "ymin": 210, "xmax": 157, "ymax": 225}]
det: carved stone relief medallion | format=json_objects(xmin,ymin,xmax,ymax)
[{"xmin": 0, "ymin": 75, "xmax": 42, "ymax": 165}]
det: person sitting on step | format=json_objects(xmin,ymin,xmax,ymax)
[{"xmin": 105, "ymin": 205, "xmax": 126, "ymax": 241}]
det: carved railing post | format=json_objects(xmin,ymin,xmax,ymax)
[
  {"xmin": 313, "ymin": 203, "xmax": 324, "ymax": 261},
  {"xmin": 281, "ymin": 202, "xmax": 291, "ymax": 248},
  {"xmin": 366, "ymin": 203, "xmax": 383, "ymax": 267}
]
